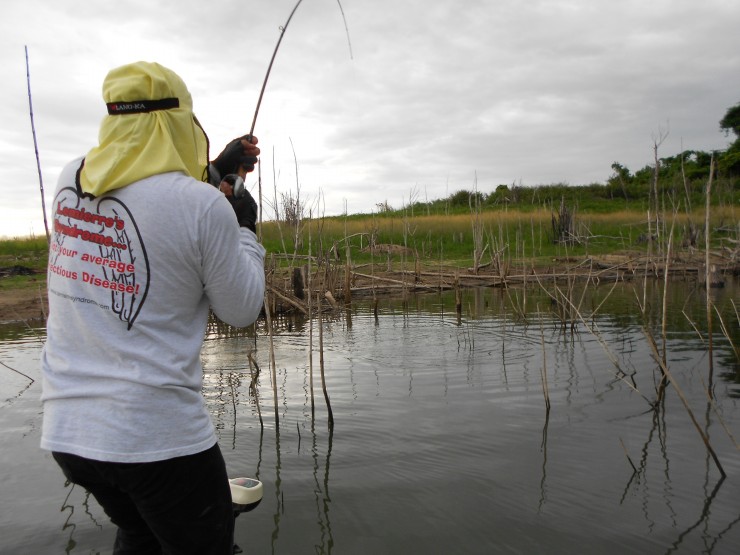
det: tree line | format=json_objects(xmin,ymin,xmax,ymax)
[{"xmin": 389, "ymin": 101, "xmax": 740, "ymax": 216}]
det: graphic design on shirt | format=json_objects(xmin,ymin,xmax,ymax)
[{"xmin": 50, "ymin": 187, "xmax": 150, "ymax": 330}]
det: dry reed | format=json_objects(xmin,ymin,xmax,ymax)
[
  {"xmin": 317, "ymin": 293, "xmax": 334, "ymax": 425},
  {"xmin": 538, "ymin": 308, "xmax": 551, "ymax": 413},
  {"xmin": 247, "ymin": 352, "xmax": 263, "ymax": 428},
  {"xmin": 263, "ymin": 296, "xmax": 280, "ymax": 422},
  {"xmin": 308, "ymin": 212, "xmax": 315, "ymax": 417},
  {"xmin": 24, "ymin": 46, "xmax": 50, "ymax": 243},
  {"xmin": 704, "ymin": 156, "xmax": 715, "ymax": 395}
]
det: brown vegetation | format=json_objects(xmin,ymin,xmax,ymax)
[{"xmin": 2, "ymin": 244, "xmax": 737, "ymax": 325}]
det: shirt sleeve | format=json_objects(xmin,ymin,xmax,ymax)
[{"xmin": 199, "ymin": 195, "xmax": 266, "ymax": 327}]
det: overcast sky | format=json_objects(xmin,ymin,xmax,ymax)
[{"xmin": 2, "ymin": 0, "xmax": 739, "ymax": 238}]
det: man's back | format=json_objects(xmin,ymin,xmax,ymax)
[{"xmin": 41, "ymin": 161, "xmax": 265, "ymax": 463}]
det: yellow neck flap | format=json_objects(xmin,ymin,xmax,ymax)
[{"xmin": 79, "ymin": 61, "xmax": 209, "ymax": 197}]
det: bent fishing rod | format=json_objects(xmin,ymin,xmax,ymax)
[
  {"xmin": 246, "ymin": 0, "xmax": 351, "ymax": 140},
  {"xmin": 247, "ymin": 0, "xmax": 305, "ymax": 141}
]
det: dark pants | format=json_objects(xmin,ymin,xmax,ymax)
[{"xmin": 53, "ymin": 443, "xmax": 234, "ymax": 555}]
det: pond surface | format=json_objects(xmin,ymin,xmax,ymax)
[{"xmin": 1, "ymin": 277, "xmax": 739, "ymax": 554}]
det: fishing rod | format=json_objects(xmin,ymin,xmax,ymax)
[
  {"xmin": 231, "ymin": 0, "xmax": 350, "ymax": 199},
  {"xmin": 248, "ymin": 0, "xmax": 305, "ymax": 140},
  {"xmin": 224, "ymin": 0, "xmax": 305, "ymax": 199},
  {"xmin": 247, "ymin": 0, "xmax": 351, "ymax": 139}
]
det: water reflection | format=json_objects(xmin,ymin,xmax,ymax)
[
  {"xmin": 2, "ymin": 277, "xmax": 739, "ymax": 554},
  {"xmin": 311, "ymin": 422, "xmax": 334, "ymax": 554}
]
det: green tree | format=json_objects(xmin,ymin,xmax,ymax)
[
  {"xmin": 719, "ymin": 102, "xmax": 740, "ymax": 176},
  {"xmin": 719, "ymin": 102, "xmax": 740, "ymax": 140}
]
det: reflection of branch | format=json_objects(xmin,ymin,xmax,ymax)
[
  {"xmin": 634, "ymin": 409, "xmax": 660, "ymax": 529},
  {"xmin": 322, "ymin": 424, "xmax": 334, "ymax": 548},
  {"xmin": 60, "ymin": 482, "xmax": 77, "ymax": 554},
  {"xmin": 619, "ymin": 468, "xmax": 639, "ymax": 506},
  {"xmin": 270, "ymin": 426, "xmax": 283, "ymax": 552},
  {"xmin": 619, "ymin": 437, "xmax": 638, "ymax": 474},
  {"xmin": 537, "ymin": 411, "xmax": 549, "ymax": 513},
  {"xmin": 533, "ymin": 272, "xmax": 649, "ymax": 402},
  {"xmin": 698, "ymin": 372, "xmax": 739, "ymax": 451},
  {"xmin": 81, "ymin": 490, "xmax": 103, "ymax": 530},
  {"xmin": 311, "ymin": 421, "xmax": 335, "ymax": 552},
  {"xmin": 705, "ymin": 510, "xmax": 740, "ymax": 553},
  {"xmin": 643, "ymin": 327, "xmax": 726, "ymax": 477},
  {"xmin": 312, "ymin": 421, "xmax": 321, "ymax": 539},
  {"xmin": 664, "ymin": 476, "xmax": 725, "ymax": 554},
  {"xmin": 248, "ymin": 352, "xmax": 263, "ymax": 429}
]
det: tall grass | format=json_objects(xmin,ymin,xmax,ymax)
[
  {"xmin": 0, "ymin": 236, "xmax": 49, "ymax": 281},
  {"xmin": 258, "ymin": 205, "xmax": 737, "ymax": 272},
  {"xmin": 0, "ymin": 235, "xmax": 48, "ymax": 258},
  {"xmin": 2, "ymin": 204, "xmax": 736, "ymax": 280}
]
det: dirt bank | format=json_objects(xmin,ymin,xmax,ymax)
[{"xmin": 0, "ymin": 282, "xmax": 48, "ymax": 324}]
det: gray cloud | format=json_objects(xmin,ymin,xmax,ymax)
[{"xmin": 1, "ymin": 0, "xmax": 739, "ymax": 236}]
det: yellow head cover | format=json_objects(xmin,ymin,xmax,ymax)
[{"xmin": 80, "ymin": 61, "xmax": 209, "ymax": 197}]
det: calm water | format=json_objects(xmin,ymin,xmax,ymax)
[{"xmin": 1, "ymin": 278, "xmax": 739, "ymax": 554}]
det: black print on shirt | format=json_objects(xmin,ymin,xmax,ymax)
[{"xmin": 50, "ymin": 186, "xmax": 150, "ymax": 330}]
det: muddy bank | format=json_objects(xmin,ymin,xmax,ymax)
[{"xmin": 0, "ymin": 282, "xmax": 47, "ymax": 324}]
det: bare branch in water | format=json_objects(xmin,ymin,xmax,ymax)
[{"xmin": 1, "ymin": 359, "xmax": 34, "ymax": 385}]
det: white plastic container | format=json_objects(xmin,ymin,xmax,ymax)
[{"xmin": 230, "ymin": 477, "xmax": 263, "ymax": 513}]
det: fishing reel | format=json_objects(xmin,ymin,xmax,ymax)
[{"xmin": 221, "ymin": 174, "xmax": 247, "ymax": 199}]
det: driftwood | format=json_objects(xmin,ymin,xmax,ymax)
[
  {"xmin": 267, "ymin": 283, "xmax": 307, "ymax": 315},
  {"xmin": 260, "ymin": 245, "xmax": 739, "ymax": 315},
  {"xmin": 351, "ymin": 271, "xmax": 438, "ymax": 290}
]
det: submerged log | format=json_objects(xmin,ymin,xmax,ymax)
[
  {"xmin": 699, "ymin": 264, "xmax": 725, "ymax": 288},
  {"xmin": 292, "ymin": 266, "xmax": 306, "ymax": 299}
]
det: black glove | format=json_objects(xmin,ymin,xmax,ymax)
[
  {"xmin": 231, "ymin": 189, "xmax": 258, "ymax": 233},
  {"xmin": 211, "ymin": 137, "xmax": 259, "ymax": 179}
]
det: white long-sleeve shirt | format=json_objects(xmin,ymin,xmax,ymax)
[{"xmin": 41, "ymin": 158, "xmax": 265, "ymax": 462}]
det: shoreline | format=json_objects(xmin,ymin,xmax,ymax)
[
  {"xmin": 2, "ymin": 250, "xmax": 737, "ymax": 326},
  {"xmin": 0, "ymin": 283, "xmax": 48, "ymax": 325}
]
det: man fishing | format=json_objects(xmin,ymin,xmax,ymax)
[{"xmin": 40, "ymin": 61, "xmax": 265, "ymax": 554}]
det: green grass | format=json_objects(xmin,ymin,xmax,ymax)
[
  {"xmin": 2, "ymin": 202, "xmax": 737, "ymax": 289},
  {"xmin": 0, "ymin": 235, "xmax": 49, "ymax": 292},
  {"xmin": 259, "ymin": 205, "xmax": 738, "ymax": 271},
  {"xmin": 0, "ymin": 235, "xmax": 48, "ymax": 271}
]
